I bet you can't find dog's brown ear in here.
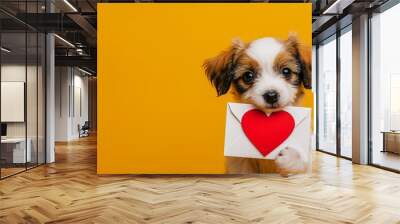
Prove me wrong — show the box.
[297,44,312,89]
[286,33,312,89]
[203,38,244,96]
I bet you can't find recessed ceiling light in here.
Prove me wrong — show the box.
[323,0,354,15]
[63,0,78,12]
[54,34,75,48]
[78,67,94,76]
[1,47,11,53]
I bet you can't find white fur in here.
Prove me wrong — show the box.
[242,38,306,175]
[243,38,298,109]
[275,147,308,174]
[246,38,283,71]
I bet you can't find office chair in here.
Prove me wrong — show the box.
[79,121,90,138]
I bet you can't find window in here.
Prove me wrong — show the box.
[317,35,337,154]
[339,27,352,158]
[371,3,400,171]
[390,74,400,130]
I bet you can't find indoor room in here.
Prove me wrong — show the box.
[1,0,400,223]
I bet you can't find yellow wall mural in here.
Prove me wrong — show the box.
[98,3,312,174]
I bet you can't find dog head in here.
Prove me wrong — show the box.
[203,34,311,112]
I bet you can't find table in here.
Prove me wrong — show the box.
[1,138,31,163]
[381,131,400,154]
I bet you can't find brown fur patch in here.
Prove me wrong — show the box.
[230,52,261,94]
[273,51,300,74]
[298,44,312,88]
[273,49,301,90]
[234,53,261,78]
[283,34,312,89]
[203,40,246,96]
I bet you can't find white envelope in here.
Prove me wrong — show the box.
[224,103,311,160]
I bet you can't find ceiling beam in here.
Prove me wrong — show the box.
[67,13,97,39]
[55,55,96,71]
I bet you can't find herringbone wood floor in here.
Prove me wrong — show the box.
[1,135,400,224]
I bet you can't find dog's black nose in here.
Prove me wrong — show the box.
[263,90,279,104]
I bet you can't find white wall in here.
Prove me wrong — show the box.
[1,65,26,138]
[55,67,89,141]
[1,65,38,138]
[55,67,70,141]
[72,73,89,138]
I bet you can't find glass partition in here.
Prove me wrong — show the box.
[0,2,46,179]
[1,31,28,177]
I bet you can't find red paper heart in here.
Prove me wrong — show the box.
[241,109,295,157]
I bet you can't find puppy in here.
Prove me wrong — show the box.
[203,34,311,176]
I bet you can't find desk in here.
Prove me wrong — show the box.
[381,131,400,154]
[1,138,31,163]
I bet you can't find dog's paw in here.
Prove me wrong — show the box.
[275,147,307,177]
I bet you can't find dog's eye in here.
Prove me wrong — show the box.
[282,68,292,76]
[242,71,255,84]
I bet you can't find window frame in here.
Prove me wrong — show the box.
[315,24,353,161]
